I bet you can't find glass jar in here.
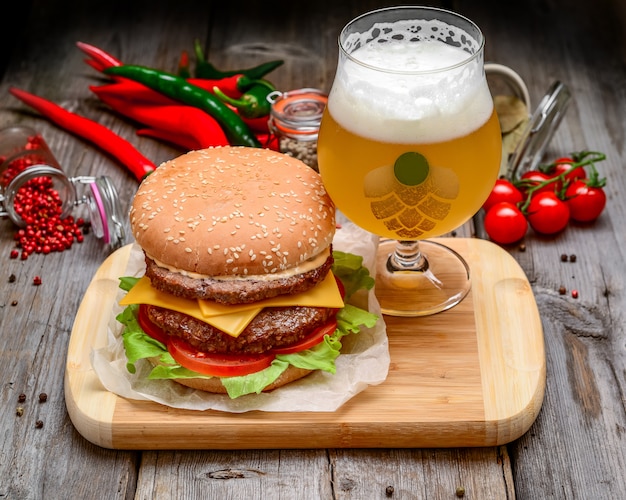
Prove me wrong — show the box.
[507,81,572,179]
[268,88,328,171]
[0,125,125,247]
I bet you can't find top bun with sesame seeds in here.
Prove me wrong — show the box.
[130,146,337,305]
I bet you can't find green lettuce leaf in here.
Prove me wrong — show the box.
[116,251,378,399]
[331,250,375,298]
[119,276,140,292]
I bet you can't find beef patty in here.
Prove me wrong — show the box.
[144,250,334,305]
[145,304,337,354]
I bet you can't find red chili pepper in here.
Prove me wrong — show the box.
[136,128,200,151]
[78,42,269,146]
[240,115,271,134]
[76,41,122,70]
[94,91,229,149]
[257,133,280,151]
[78,42,245,96]
[83,58,110,74]
[9,87,155,181]
[90,81,175,106]
[89,75,243,106]
[92,82,268,140]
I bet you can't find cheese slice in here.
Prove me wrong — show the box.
[119,272,344,337]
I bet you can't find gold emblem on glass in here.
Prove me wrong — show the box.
[364,152,460,239]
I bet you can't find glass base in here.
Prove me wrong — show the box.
[375,239,471,317]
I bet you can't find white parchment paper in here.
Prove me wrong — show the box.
[91,212,389,413]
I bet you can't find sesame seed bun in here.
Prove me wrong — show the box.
[130,147,336,277]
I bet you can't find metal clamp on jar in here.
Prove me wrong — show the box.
[506,81,572,179]
[0,125,125,248]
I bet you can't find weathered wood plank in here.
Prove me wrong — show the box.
[472,0,626,498]
[136,450,334,499]
[0,1,210,499]
[331,447,514,499]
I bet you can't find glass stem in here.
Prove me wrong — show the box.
[387,240,428,272]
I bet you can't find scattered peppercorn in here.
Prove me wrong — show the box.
[455,486,466,497]
[33,276,42,286]
[519,243,526,252]
[569,254,577,262]
[385,485,395,497]
[9,273,16,283]
[559,286,567,295]
[35,419,43,428]
[572,289,579,299]
[18,393,26,403]
[4,164,88,260]
[560,254,568,262]
[38,392,48,403]
[16,407,24,417]
[11,300,18,306]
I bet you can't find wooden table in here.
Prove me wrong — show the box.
[1,0,625,498]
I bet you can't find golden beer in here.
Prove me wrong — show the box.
[318,108,501,240]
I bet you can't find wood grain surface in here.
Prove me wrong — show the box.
[1,0,625,499]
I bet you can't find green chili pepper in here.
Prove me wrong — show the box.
[213,77,275,118]
[193,39,284,80]
[104,64,260,148]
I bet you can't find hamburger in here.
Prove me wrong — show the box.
[116,146,377,399]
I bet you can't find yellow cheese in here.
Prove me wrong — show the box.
[119,272,344,337]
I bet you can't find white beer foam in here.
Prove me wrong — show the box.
[330,36,493,144]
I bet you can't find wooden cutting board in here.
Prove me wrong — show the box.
[65,238,545,450]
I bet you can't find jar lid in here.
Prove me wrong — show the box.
[268,88,328,137]
[507,81,571,179]
[88,176,125,248]
[73,175,125,248]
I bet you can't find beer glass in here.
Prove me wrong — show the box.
[318,6,502,316]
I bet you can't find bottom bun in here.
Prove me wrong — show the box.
[148,357,313,394]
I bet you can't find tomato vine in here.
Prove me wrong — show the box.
[482,151,608,244]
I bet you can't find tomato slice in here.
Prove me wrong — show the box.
[137,304,169,344]
[271,319,338,354]
[168,336,275,377]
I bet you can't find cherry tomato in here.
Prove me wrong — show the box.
[519,171,557,194]
[271,320,338,354]
[552,157,587,183]
[484,202,528,244]
[482,179,524,212]
[526,192,570,234]
[168,337,275,377]
[565,180,607,222]
[547,157,587,192]
[138,305,169,344]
